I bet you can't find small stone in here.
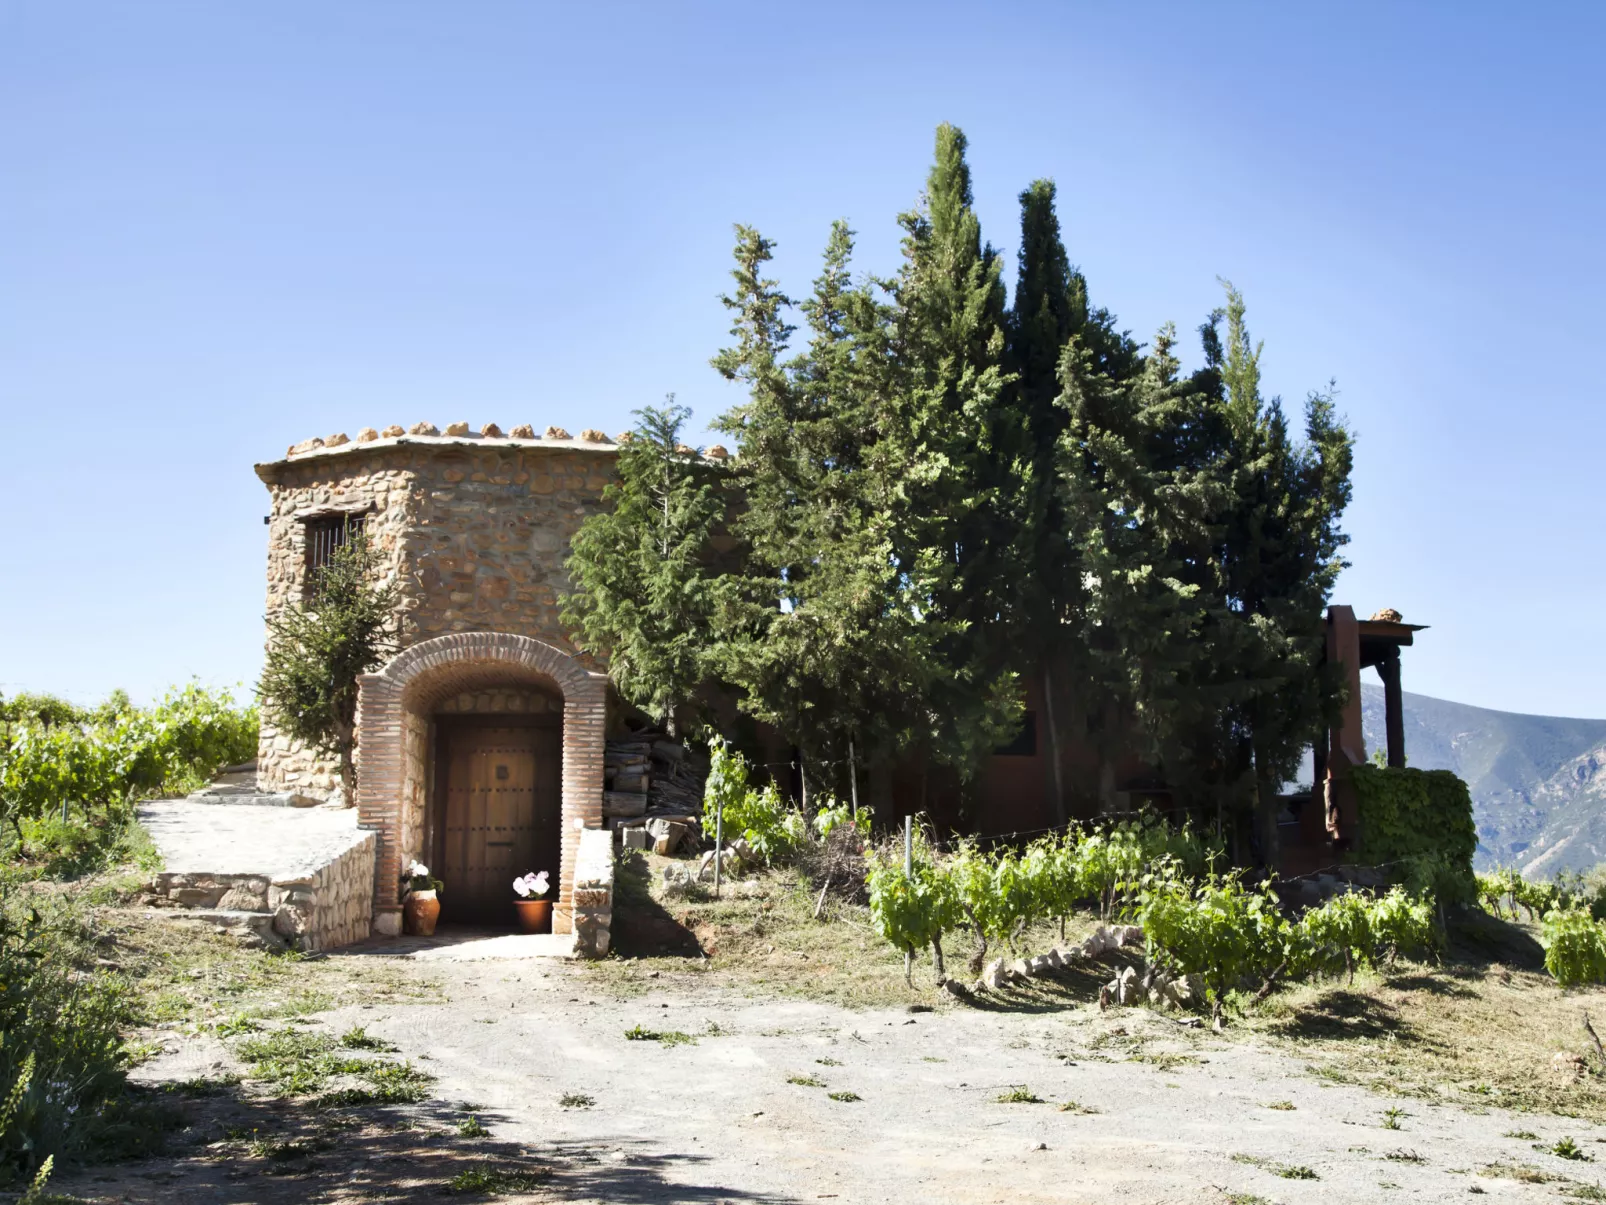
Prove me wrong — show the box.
[381,424,405,437]
[1009,958,1031,980]
[217,883,269,912]
[705,444,729,460]
[408,422,439,436]
[482,422,504,438]
[675,443,695,455]
[356,427,379,442]
[444,421,471,436]
[289,437,324,456]
[510,423,536,439]
[324,432,349,447]
[272,905,308,937]
[544,426,571,440]
[579,428,609,442]
[982,959,1011,990]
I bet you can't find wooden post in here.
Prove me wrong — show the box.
[848,736,859,824]
[1379,649,1406,769]
[1043,664,1067,827]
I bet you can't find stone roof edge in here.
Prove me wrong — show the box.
[254,433,622,481]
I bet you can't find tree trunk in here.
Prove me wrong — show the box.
[1253,741,1280,874]
[1042,663,1067,827]
[931,934,946,983]
[332,708,358,804]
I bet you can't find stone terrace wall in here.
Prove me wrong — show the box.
[255,434,618,794]
[293,829,377,952]
[148,828,376,953]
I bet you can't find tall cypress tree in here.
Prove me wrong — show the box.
[562,399,726,737]
[1011,180,1145,817]
[890,123,1024,774]
[1209,284,1354,865]
[711,223,957,796]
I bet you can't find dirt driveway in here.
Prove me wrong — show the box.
[54,944,1606,1205]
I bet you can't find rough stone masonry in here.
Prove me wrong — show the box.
[253,423,729,955]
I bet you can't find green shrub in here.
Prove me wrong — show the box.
[865,834,961,983]
[0,881,134,1185]
[812,800,868,841]
[1,683,255,875]
[1295,887,1436,979]
[1541,907,1606,987]
[699,739,804,863]
[1136,872,1292,1010]
[1350,765,1477,904]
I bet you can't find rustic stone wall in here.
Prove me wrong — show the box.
[148,827,376,953]
[255,435,617,795]
[291,829,378,952]
[564,825,614,958]
[400,709,430,868]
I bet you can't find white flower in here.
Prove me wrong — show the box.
[407,860,430,879]
[513,871,551,898]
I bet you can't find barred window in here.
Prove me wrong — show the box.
[305,513,367,576]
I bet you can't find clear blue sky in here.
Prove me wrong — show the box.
[2,2,1601,718]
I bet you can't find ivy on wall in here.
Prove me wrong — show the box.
[1350,765,1478,903]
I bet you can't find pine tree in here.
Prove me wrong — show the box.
[1174,283,1354,864]
[1009,180,1144,818]
[711,222,958,795]
[258,532,398,798]
[889,123,1024,773]
[562,398,726,737]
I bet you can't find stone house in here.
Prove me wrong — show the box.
[256,421,1424,944]
[256,421,627,944]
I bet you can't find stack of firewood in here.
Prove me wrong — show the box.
[602,732,708,834]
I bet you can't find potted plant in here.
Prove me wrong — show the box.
[402,860,443,936]
[512,870,552,933]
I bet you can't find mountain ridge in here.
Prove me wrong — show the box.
[1358,684,1606,875]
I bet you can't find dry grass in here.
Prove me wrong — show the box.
[87,907,435,1031]
[1246,919,1606,1122]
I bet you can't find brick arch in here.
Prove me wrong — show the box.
[354,632,607,937]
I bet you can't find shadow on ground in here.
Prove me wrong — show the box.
[1446,908,1547,971]
[56,1079,797,1204]
[611,851,706,959]
[1267,988,1414,1042]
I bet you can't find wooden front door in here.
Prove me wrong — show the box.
[435,718,560,925]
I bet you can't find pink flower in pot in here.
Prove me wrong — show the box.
[512,870,552,933]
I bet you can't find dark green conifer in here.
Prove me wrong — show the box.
[562,398,726,737]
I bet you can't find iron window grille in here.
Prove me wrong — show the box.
[304,513,368,577]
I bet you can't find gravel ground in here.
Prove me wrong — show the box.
[57,951,1606,1204]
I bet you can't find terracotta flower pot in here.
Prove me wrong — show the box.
[403,889,440,937]
[513,898,552,934]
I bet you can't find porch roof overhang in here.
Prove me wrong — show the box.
[1357,619,1429,669]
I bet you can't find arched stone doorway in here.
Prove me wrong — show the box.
[353,632,607,937]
